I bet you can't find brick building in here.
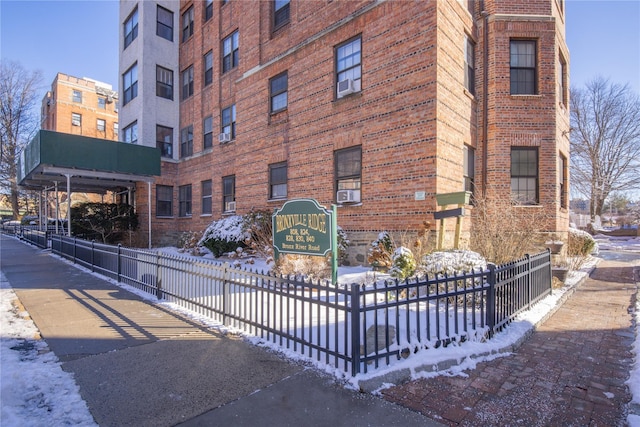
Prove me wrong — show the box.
[41,73,119,141]
[119,0,570,263]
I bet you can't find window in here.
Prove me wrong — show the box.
[511,147,538,204]
[510,40,537,95]
[204,51,213,86]
[559,53,567,107]
[205,0,213,21]
[203,116,213,149]
[464,145,475,193]
[98,97,106,109]
[182,6,194,42]
[269,162,287,199]
[72,90,82,103]
[223,175,236,212]
[336,36,362,97]
[123,64,138,105]
[222,31,239,73]
[123,121,138,144]
[124,8,138,48]
[156,185,173,217]
[465,35,475,95]
[178,185,192,217]
[180,125,193,158]
[157,5,173,41]
[270,72,288,113]
[221,104,236,139]
[335,146,362,198]
[559,154,567,209]
[157,65,173,100]
[156,125,173,158]
[71,113,81,127]
[273,0,290,30]
[202,180,212,215]
[181,66,194,100]
[114,123,119,139]
[97,119,106,132]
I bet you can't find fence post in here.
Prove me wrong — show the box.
[486,263,496,338]
[223,263,230,326]
[117,244,122,283]
[526,254,531,311]
[350,283,361,376]
[156,252,162,300]
[546,248,552,293]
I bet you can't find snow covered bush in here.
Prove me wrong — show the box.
[177,231,204,256]
[389,247,416,279]
[566,227,597,270]
[367,231,395,270]
[272,254,331,282]
[241,209,274,261]
[198,215,249,257]
[337,226,350,265]
[417,249,487,277]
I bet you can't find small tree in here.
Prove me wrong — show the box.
[71,202,138,244]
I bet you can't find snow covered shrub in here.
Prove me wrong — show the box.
[367,231,395,270]
[417,250,487,277]
[566,228,597,270]
[199,215,249,257]
[241,209,274,260]
[389,247,417,279]
[272,254,331,282]
[177,231,204,256]
[337,226,350,265]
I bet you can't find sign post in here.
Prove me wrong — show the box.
[272,199,337,284]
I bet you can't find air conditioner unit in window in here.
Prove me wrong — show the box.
[336,189,361,204]
[337,78,360,98]
[219,132,231,143]
[225,201,236,212]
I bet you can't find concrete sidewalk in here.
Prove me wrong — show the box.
[1,235,440,427]
[383,251,640,426]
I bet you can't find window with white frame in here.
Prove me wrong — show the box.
[181,66,194,100]
[269,162,287,199]
[273,0,290,30]
[270,72,287,113]
[465,35,475,95]
[180,125,193,157]
[157,5,173,41]
[123,63,138,105]
[336,36,361,98]
[156,65,173,100]
[156,125,173,158]
[463,145,475,193]
[178,184,192,217]
[201,180,212,215]
[205,0,213,21]
[72,90,82,103]
[223,175,236,212]
[182,6,194,42]
[98,97,106,109]
[203,116,213,149]
[124,7,138,48]
[156,185,173,217]
[97,119,106,132]
[71,113,81,127]
[334,146,362,199]
[222,31,239,73]
[123,121,138,144]
[221,104,236,140]
[204,51,213,86]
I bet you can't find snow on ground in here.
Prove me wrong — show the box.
[1,234,639,426]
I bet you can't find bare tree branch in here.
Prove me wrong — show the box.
[570,77,640,219]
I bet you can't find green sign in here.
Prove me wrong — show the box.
[272,199,333,257]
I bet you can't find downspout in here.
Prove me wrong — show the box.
[481,1,489,198]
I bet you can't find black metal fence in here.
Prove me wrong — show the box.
[43,234,551,376]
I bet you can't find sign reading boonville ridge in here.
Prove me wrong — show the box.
[272,199,333,257]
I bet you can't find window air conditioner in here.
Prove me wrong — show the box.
[225,201,236,212]
[337,78,360,98]
[336,189,361,203]
[219,132,231,143]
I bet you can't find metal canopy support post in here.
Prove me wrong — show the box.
[148,181,152,249]
[55,182,59,234]
[65,174,72,236]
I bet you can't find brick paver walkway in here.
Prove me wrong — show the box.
[383,257,640,426]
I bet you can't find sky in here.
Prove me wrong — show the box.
[1,0,639,95]
[2,233,640,425]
